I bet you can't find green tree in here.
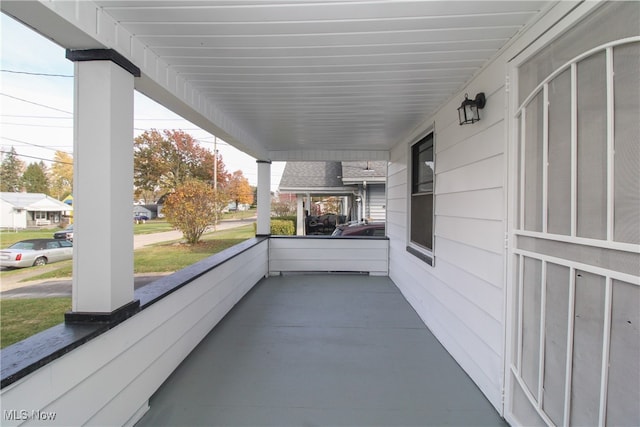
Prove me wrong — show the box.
[22,161,50,194]
[50,151,73,200]
[225,170,254,209]
[0,147,25,192]
[134,129,229,198]
[162,179,225,244]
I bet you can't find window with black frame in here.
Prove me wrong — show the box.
[409,132,434,264]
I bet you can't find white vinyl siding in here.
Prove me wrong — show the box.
[269,237,389,276]
[367,184,386,222]
[389,49,509,410]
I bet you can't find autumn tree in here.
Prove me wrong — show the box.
[0,147,25,192]
[162,179,226,244]
[225,170,253,209]
[134,129,229,198]
[272,194,296,216]
[322,196,342,214]
[22,161,50,194]
[133,134,165,203]
[50,151,73,200]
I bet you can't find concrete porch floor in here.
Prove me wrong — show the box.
[136,274,507,426]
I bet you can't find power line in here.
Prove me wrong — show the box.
[1,69,73,78]
[1,122,73,129]
[1,114,72,119]
[1,136,72,154]
[0,93,72,115]
[0,150,73,165]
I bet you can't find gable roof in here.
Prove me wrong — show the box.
[279,161,387,193]
[0,193,73,211]
[279,162,345,190]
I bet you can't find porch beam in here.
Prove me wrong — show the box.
[66,51,139,320]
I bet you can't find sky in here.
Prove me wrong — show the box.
[0,13,285,192]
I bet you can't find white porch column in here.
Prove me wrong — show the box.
[342,196,348,222]
[256,160,271,235]
[296,195,305,235]
[66,49,140,321]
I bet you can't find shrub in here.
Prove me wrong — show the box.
[270,219,295,235]
[162,179,225,244]
[272,215,296,231]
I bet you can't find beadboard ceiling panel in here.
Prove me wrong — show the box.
[91,1,550,156]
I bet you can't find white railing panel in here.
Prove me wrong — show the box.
[0,239,268,427]
[269,237,389,276]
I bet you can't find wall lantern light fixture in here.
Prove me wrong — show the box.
[457,92,486,125]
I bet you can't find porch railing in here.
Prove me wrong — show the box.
[0,235,389,426]
[1,237,268,426]
[269,235,389,276]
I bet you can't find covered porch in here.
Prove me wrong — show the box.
[1,2,638,426]
[137,273,505,426]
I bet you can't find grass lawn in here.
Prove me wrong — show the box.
[10,224,256,281]
[134,225,255,272]
[0,215,254,248]
[1,298,71,348]
[0,224,256,348]
[221,208,256,220]
[0,228,59,248]
[133,220,175,235]
[0,220,176,249]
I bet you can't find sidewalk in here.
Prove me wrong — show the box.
[133,217,255,248]
[0,217,256,293]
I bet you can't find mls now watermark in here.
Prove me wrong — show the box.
[4,410,57,422]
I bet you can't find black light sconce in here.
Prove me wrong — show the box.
[457,92,486,125]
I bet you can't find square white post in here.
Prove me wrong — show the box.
[67,50,139,321]
[296,195,305,235]
[256,160,271,235]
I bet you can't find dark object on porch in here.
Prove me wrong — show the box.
[305,213,346,235]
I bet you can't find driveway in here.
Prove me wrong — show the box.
[0,217,255,297]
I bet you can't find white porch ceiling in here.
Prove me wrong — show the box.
[8,1,552,159]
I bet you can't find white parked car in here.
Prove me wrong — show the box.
[0,239,73,268]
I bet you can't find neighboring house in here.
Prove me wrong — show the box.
[340,161,386,222]
[155,194,168,218]
[133,204,158,220]
[0,192,73,229]
[279,161,386,234]
[226,201,250,212]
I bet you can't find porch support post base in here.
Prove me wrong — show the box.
[65,300,141,325]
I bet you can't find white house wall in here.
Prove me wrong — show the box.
[367,184,386,222]
[0,204,26,229]
[387,3,583,413]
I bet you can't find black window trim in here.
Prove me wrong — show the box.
[407,128,435,266]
